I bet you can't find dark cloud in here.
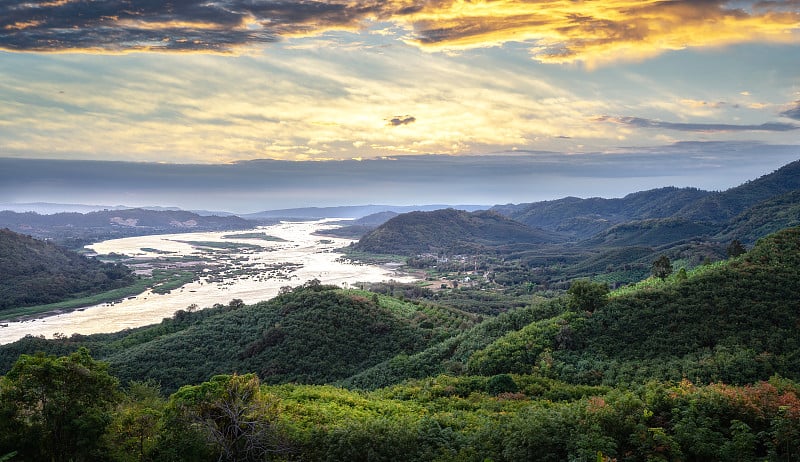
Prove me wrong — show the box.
[0,0,387,52]
[781,101,800,121]
[387,115,416,126]
[0,0,796,60]
[598,116,800,132]
[2,142,799,212]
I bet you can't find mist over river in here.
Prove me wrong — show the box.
[0,220,414,345]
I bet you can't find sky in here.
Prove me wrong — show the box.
[0,0,799,211]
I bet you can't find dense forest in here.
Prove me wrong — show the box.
[2,160,800,460]
[2,225,799,460]
[0,229,135,311]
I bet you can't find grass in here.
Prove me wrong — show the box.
[150,269,200,294]
[222,232,288,242]
[172,240,264,250]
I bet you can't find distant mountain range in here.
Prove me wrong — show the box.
[492,159,800,240]
[242,204,488,220]
[354,159,800,257]
[0,208,253,248]
[0,202,236,216]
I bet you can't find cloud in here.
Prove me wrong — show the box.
[387,115,416,126]
[598,116,800,132]
[781,101,800,120]
[2,142,799,211]
[0,0,797,65]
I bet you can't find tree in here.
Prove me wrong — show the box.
[567,280,609,313]
[103,381,166,462]
[0,348,120,461]
[651,255,673,280]
[169,374,290,462]
[727,239,747,258]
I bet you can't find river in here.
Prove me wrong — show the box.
[0,219,414,344]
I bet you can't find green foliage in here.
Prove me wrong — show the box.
[716,190,800,245]
[0,228,136,311]
[567,280,609,313]
[580,218,718,247]
[487,374,518,395]
[168,374,290,461]
[103,380,167,462]
[727,239,747,258]
[462,227,800,387]
[651,254,673,279]
[0,348,120,461]
[0,284,474,394]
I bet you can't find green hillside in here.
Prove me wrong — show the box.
[0,229,135,311]
[468,226,800,385]
[492,187,711,238]
[352,208,564,255]
[715,190,800,244]
[341,226,800,390]
[0,281,478,393]
[3,227,800,462]
[679,159,800,222]
[577,218,719,247]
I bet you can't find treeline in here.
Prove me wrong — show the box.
[2,350,800,461]
[0,229,135,311]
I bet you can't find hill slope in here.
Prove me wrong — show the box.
[352,209,564,255]
[343,226,800,389]
[0,229,135,310]
[468,226,800,385]
[492,159,800,240]
[715,190,800,244]
[492,187,711,238]
[679,159,800,222]
[0,282,478,392]
[577,218,719,247]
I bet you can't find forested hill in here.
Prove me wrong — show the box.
[491,159,800,238]
[0,229,135,310]
[470,226,800,385]
[0,281,478,392]
[491,187,711,238]
[678,158,800,222]
[344,225,800,389]
[351,208,565,254]
[0,208,254,248]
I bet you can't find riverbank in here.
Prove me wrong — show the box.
[0,220,416,344]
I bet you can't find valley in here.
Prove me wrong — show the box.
[0,220,414,344]
[1,160,799,461]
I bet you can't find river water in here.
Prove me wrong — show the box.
[0,220,413,345]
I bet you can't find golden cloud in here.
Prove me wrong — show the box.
[1,0,796,65]
[396,0,800,66]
